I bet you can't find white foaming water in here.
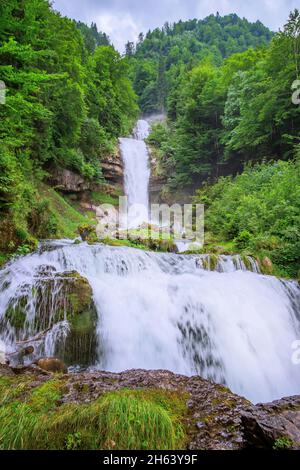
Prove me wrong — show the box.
[120,120,150,227]
[0,240,299,404]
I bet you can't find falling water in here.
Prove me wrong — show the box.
[0,240,300,404]
[119,120,150,227]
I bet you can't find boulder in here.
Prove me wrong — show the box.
[1,269,99,367]
[241,396,300,449]
[35,357,67,374]
[49,168,91,193]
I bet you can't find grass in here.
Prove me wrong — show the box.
[90,191,120,207]
[102,237,150,251]
[273,436,294,450]
[0,252,9,267]
[39,184,96,239]
[0,377,188,450]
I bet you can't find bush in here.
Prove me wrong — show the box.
[194,158,300,277]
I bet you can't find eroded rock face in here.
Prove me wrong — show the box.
[2,367,299,450]
[49,169,91,193]
[241,396,300,448]
[101,152,124,184]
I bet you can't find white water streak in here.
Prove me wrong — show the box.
[120,120,150,227]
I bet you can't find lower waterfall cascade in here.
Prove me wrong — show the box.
[0,240,299,404]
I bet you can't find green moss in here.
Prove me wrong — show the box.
[90,191,120,207]
[273,436,294,450]
[68,310,96,333]
[201,254,219,271]
[39,184,96,239]
[209,254,219,271]
[4,299,27,330]
[241,254,252,271]
[0,252,9,267]
[102,237,149,251]
[0,380,188,450]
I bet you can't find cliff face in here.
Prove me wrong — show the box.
[101,151,124,186]
[1,365,299,450]
[48,151,124,194]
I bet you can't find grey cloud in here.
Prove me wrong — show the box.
[53,0,299,52]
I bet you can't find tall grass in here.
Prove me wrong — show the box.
[0,379,187,450]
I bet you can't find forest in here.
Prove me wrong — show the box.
[0,0,138,259]
[0,1,299,277]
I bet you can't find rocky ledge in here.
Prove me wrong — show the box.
[0,366,299,450]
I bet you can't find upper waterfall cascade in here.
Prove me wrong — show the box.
[0,240,299,404]
[119,119,151,228]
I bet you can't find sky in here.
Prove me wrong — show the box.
[52,0,299,52]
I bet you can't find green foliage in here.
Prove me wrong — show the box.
[0,377,187,450]
[194,158,300,278]
[0,0,138,252]
[144,11,300,189]
[273,436,294,450]
[76,21,110,53]
[130,14,273,113]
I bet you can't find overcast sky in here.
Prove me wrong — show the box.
[52,0,299,52]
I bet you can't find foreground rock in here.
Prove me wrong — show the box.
[34,358,68,374]
[1,269,98,367]
[0,366,299,450]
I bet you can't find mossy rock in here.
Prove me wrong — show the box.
[3,297,28,331]
[77,224,97,243]
[42,271,98,367]
[201,254,219,271]
[2,269,99,367]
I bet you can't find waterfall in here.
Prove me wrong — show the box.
[119,119,150,227]
[1,240,300,404]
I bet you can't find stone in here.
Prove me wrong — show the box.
[35,357,67,374]
[49,168,91,193]
[1,270,98,368]
[3,366,300,450]
[241,396,300,449]
[261,256,273,274]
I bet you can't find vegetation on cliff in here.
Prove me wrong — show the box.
[0,0,138,256]
[194,157,300,278]
[146,11,300,186]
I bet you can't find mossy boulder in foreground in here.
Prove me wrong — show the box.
[1,269,98,367]
[0,366,299,450]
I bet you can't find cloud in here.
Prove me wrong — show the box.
[52,0,299,52]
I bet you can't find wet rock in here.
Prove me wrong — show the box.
[241,396,300,449]
[2,366,299,450]
[261,256,273,274]
[35,357,67,374]
[1,270,98,368]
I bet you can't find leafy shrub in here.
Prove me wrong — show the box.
[194,158,300,277]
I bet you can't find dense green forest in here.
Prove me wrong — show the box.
[145,12,300,186]
[128,14,273,113]
[0,0,138,257]
[143,11,300,276]
[194,158,300,278]
[0,2,299,276]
